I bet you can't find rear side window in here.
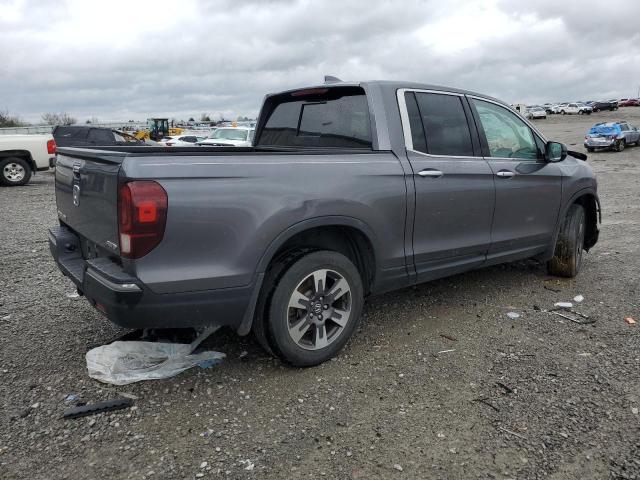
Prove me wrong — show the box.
[405,92,474,156]
[257,87,372,149]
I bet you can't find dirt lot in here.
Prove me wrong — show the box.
[1,109,639,480]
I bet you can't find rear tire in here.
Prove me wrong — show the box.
[260,250,364,367]
[547,204,585,278]
[0,157,32,186]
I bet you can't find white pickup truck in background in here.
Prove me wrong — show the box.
[0,134,56,186]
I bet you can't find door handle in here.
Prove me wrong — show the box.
[496,170,516,178]
[418,169,444,178]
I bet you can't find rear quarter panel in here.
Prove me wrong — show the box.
[122,152,407,294]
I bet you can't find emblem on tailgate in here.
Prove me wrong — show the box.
[105,240,118,251]
[72,184,80,206]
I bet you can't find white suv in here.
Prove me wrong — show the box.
[559,103,592,115]
[198,127,255,147]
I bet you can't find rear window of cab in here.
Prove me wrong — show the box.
[257,86,372,149]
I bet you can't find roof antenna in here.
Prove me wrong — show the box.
[324,75,342,84]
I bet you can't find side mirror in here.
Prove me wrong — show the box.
[545,141,567,162]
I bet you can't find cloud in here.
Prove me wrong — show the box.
[1,0,638,123]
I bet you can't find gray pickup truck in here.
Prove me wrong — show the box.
[49,80,600,366]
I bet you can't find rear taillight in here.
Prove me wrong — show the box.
[118,181,167,259]
[47,139,56,155]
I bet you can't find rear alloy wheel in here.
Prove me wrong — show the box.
[0,157,32,186]
[548,204,585,278]
[263,250,363,367]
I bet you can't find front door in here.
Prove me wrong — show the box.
[400,90,495,283]
[469,98,562,262]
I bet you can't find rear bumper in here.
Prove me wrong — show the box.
[49,225,260,334]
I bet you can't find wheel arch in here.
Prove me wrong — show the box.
[555,189,601,253]
[0,150,36,172]
[256,216,379,295]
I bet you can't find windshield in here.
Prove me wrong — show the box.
[208,128,248,141]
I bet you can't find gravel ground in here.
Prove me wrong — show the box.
[1,110,639,480]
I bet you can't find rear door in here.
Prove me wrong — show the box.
[620,122,640,144]
[469,97,561,262]
[398,90,495,282]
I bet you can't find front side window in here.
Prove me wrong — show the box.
[472,99,538,160]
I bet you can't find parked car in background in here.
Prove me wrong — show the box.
[0,134,55,186]
[543,103,555,114]
[618,98,640,107]
[551,103,567,114]
[559,103,591,115]
[197,127,255,147]
[53,125,144,149]
[158,135,207,146]
[577,102,593,114]
[49,79,600,366]
[584,121,640,152]
[589,101,618,112]
[526,106,547,119]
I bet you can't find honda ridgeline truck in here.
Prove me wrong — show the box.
[49,80,600,366]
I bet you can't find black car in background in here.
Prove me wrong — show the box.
[588,101,618,112]
[52,125,144,148]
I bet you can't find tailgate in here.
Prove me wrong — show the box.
[55,148,125,254]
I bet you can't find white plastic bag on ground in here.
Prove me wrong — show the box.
[86,326,225,385]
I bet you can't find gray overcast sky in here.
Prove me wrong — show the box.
[1,0,639,123]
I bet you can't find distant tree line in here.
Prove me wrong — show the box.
[41,112,77,125]
[0,109,25,128]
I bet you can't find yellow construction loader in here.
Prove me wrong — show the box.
[134,118,183,141]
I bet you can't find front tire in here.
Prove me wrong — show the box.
[261,250,364,367]
[561,110,566,115]
[616,139,626,152]
[547,204,585,278]
[0,157,32,186]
